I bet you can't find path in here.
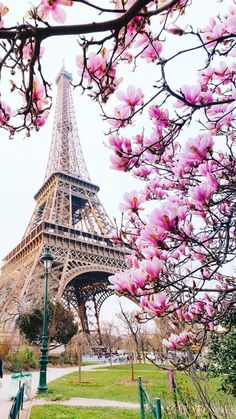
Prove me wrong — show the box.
[33,397,139,409]
[0,364,104,419]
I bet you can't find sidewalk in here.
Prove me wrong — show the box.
[33,397,139,409]
[0,364,100,419]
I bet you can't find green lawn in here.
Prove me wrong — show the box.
[30,405,139,419]
[33,364,236,418]
[36,363,221,403]
[36,366,174,402]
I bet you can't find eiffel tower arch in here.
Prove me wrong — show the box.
[0,68,126,337]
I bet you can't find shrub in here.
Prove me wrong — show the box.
[5,346,39,372]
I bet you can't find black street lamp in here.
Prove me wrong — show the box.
[37,248,54,393]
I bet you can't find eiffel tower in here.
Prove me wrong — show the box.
[0,68,126,337]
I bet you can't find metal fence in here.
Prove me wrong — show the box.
[8,383,25,419]
[138,376,162,419]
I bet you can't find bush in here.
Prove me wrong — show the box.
[208,327,236,396]
[5,346,39,372]
[48,352,78,366]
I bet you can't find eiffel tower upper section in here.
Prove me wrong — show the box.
[0,68,126,333]
[23,67,113,239]
[45,68,91,183]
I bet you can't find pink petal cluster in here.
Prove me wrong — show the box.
[76,48,120,101]
[0,3,8,28]
[134,34,163,62]
[120,190,146,213]
[140,292,168,316]
[117,85,144,112]
[177,134,214,171]
[23,42,45,60]
[0,101,11,126]
[163,332,194,350]
[38,0,72,23]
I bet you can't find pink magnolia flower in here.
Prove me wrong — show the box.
[166,24,185,36]
[163,334,179,350]
[140,40,163,62]
[109,271,133,293]
[190,181,216,211]
[176,84,201,106]
[0,3,9,28]
[110,154,130,171]
[149,201,188,232]
[109,229,123,245]
[133,166,152,178]
[140,225,167,247]
[226,14,236,35]
[35,112,48,127]
[23,42,45,60]
[32,79,47,111]
[117,85,144,111]
[199,66,214,85]
[140,257,163,279]
[202,18,226,45]
[108,106,131,128]
[38,0,72,23]
[148,106,169,128]
[178,133,214,167]
[140,292,168,316]
[109,135,132,154]
[120,190,146,213]
[76,50,112,81]
[0,101,11,125]
[130,268,148,288]
[135,34,162,62]
[163,331,194,350]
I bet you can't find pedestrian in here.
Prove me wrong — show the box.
[0,357,3,380]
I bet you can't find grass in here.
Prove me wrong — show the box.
[35,363,225,402]
[33,364,236,418]
[30,405,139,419]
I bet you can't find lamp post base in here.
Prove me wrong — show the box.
[37,385,48,393]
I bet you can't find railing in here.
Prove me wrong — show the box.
[138,376,162,419]
[8,384,25,419]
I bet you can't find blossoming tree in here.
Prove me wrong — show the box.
[0,0,236,365]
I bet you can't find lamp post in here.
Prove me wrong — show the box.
[37,248,54,393]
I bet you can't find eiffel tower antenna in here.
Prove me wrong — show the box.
[0,68,125,338]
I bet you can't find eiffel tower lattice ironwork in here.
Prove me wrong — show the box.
[0,68,126,337]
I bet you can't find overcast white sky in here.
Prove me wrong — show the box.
[0,0,230,321]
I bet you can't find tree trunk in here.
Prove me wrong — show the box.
[130,354,135,381]
[78,347,82,383]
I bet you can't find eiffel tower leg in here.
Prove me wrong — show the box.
[78,301,89,334]
[93,295,102,346]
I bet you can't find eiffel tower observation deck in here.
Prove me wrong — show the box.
[0,68,126,336]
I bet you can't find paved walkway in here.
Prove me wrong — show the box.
[0,364,104,419]
[33,397,139,409]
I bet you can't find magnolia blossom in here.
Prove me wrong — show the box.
[140,292,168,316]
[108,106,131,128]
[149,200,188,232]
[177,133,214,169]
[23,42,45,60]
[0,102,11,125]
[163,332,194,350]
[32,79,47,111]
[120,190,146,213]
[117,85,144,112]
[189,181,216,211]
[0,3,8,28]
[202,17,226,45]
[38,0,72,23]
[134,34,163,62]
